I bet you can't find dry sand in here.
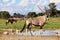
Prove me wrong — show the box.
[0,34,60,40]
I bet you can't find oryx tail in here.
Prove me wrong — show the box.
[20,21,26,32]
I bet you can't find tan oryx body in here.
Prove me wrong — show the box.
[20,15,48,33]
[26,15,47,26]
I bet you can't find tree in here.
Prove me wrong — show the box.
[5,12,11,19]
[49,3,57,17]
[13,13,25,18]
[56,10,60,17]
[0,11,11,19]
[26,12,37,18]
[37,13,44,16]
[13,13,17,17]
[17,13,25,18]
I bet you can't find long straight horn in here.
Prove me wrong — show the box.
[37,5,44,12]
[44,6,49,15]
[20,21,26,33]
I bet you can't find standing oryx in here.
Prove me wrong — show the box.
[20,6,49,33]
[20,14,48,32]
[6,17,18,25]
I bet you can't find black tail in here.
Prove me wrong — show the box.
[20,21,26,33]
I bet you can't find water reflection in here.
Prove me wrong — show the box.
[16,30,60,36]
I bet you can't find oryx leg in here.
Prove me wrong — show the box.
[40,26,43,29]
[26,20,30,33]
[6,22,9,25]
[26,24,30,32]
[11,22,13,24]
[27,24,33,36]
[6,20,9,25]
[25,24,30,35]
[39,23,44,29]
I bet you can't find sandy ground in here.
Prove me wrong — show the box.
[0,29,60,40]
[0,34,60,40]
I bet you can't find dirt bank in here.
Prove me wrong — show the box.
[0,34,60,40]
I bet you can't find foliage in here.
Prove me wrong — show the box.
[13,13,17,17]
[0,11,11,19]
[26,12,37,18]
[13,13,25,18]
[49,3,57,17]
[37,13,44,16]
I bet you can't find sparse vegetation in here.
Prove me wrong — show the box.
[0,17,60,29]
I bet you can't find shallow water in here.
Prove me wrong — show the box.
[15,30,60,36]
